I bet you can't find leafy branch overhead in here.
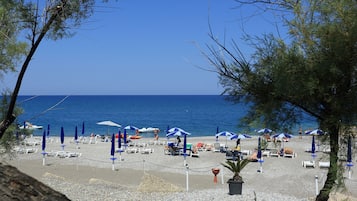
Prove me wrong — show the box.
[0,0,105,139]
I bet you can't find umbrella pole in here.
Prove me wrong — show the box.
[42,154,46,166]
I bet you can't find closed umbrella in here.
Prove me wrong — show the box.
[47,124,50,137]
[123,129,127,147]
[60,127,65,150]
[81,122,85,136]
[110,133,116,171]
[74,126,79,148]
[311,135,316,160]
[42,130,47,166]
[347,135,353,179]
[257,137,264,173]
[117,130,123,161]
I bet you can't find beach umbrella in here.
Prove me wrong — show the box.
[305,129,324,135]
[348,135,352,163]
[347,135,354,179]
[166,128,191,166]
[257,137,264,173]
[117,130,123,161]
[311,135,316,160]
[229,133,252,140]
[272,133,293,139]
[123,129,127,147]
[42,130,46,152]
[41,130,47,166]
[216,126,219,134]
[118,130,122,149]
[215,131,236,145]
[82,121,85,136]
[60,127,65,150]
[257,128,272,134]
[74,126,79,148]
[110,133,116,171]
[272,133,292,149]
[168,127,186,133]
[97,120,121,135]
[47,124,50,137]
[124,125,139,130]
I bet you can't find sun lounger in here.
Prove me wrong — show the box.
[241,150,251,155]
[269,149,280,157]
[126,148,139,154]
[302,160,315,168]
[55,151,81,158]
[262,150,270,157]
[283,147,296,158]
[319,161,330,168]
[140,148,154,154]
[213,143,220,152]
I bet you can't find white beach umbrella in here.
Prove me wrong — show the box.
[97,120,121,127]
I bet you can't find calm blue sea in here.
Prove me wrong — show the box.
[16,95,317,138]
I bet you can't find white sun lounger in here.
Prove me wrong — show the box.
[302,160,315,168]
[319,161,330,168]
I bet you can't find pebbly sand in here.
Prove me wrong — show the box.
[2,135,357,201]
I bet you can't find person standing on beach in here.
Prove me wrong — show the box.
[176,136,181,146]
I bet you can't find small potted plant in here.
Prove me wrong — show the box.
[221,157,250,195]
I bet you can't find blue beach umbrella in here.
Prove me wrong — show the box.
[42,130,47,166]
[166,128,191,166]
[74,126,78,141]
[110,133,116,171]
[118,130,122,149]
[347,135,352,163]
[47,124,50,137]
[124,125,139,131]
[215,131,236,145]
[60,127,65,150]
[257,137,262,159]
[111,133,115,156]
[347,135,354,179]
[305,129,324,135]
[257,137,264,173]
[229,133,252,140]
[82,121,85,136]
[42,130,46,152]
[257,128,272,134]
[311,135,316,160]
[123,129,127,147]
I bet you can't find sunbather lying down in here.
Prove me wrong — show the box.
[248,151,258,162]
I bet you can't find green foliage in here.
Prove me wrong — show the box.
[0,0,28,78]
[221,157,250,182]
[0,92,24,156]
[207,1,357,199]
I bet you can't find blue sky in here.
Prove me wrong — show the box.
[2,0,282,95]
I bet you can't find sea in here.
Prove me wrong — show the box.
[15,95,317,138]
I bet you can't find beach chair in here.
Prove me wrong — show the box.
[213,143,220,152]
[319,161,330,168]
[140,148,154,154]
[283,147,296,158]
[302,160,315,168]
[196,142,205,151]
[269,149,280,157]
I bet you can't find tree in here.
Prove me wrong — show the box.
[0,0,100,139]
[206,1,357,200]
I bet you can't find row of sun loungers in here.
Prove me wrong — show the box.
[302,161,330,168]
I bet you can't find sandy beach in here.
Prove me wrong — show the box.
[2,135,357,201]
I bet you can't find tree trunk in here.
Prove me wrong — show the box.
[316,123,339,201]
